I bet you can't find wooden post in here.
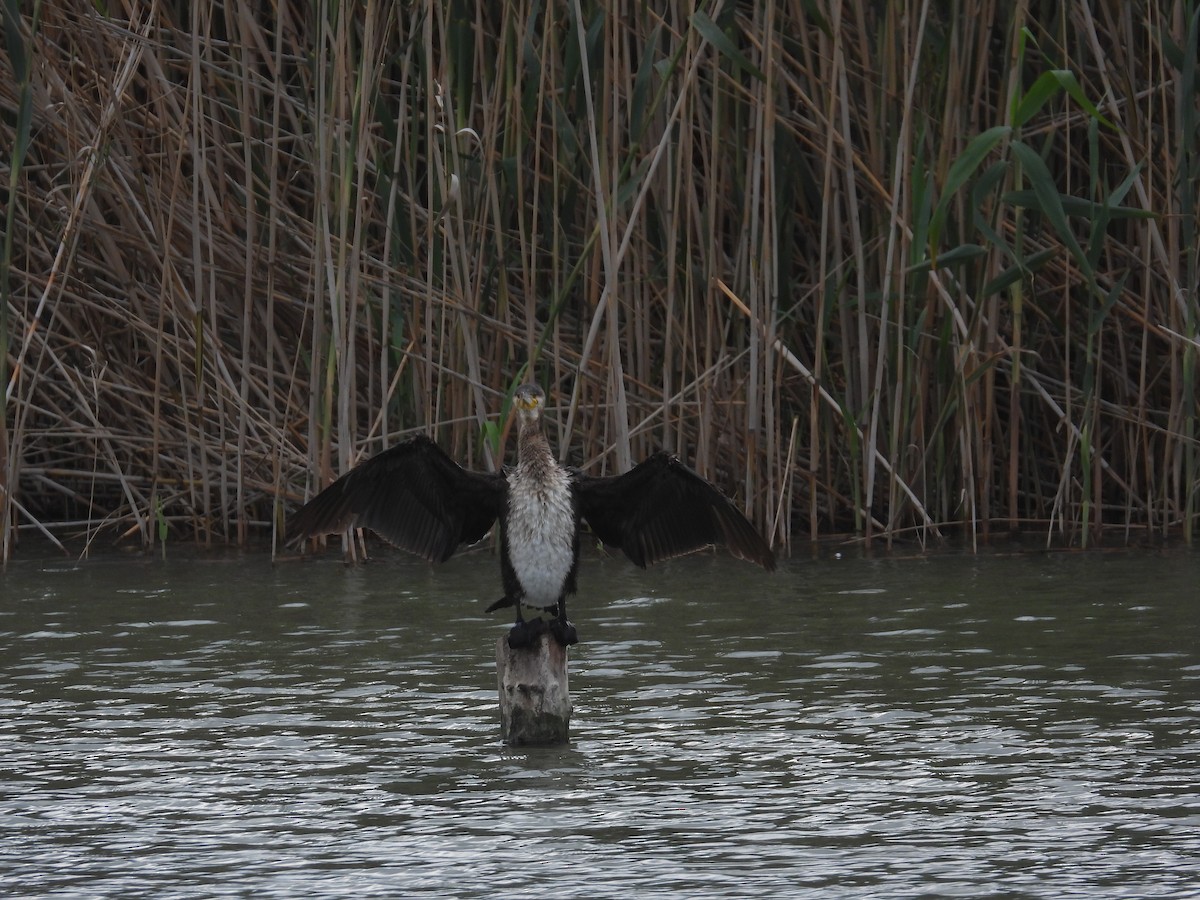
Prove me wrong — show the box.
[496,632,571,745]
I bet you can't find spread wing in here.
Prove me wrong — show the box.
[286,435,506,563]
[573,452,775,571]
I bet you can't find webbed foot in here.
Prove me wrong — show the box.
[549,618,578,647]
[506,618,548,649]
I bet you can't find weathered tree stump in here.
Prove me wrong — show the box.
[496,632,571,745]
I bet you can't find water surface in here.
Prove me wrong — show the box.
[2,547,1198,897]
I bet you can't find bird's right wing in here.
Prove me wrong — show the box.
[286,435,506,562]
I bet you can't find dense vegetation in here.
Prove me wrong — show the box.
[1,1,1197,561]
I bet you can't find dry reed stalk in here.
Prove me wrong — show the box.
[0,0,1196,560]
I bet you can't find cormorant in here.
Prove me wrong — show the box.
[286,383,775,647]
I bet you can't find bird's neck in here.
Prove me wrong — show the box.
[516,418,555,480]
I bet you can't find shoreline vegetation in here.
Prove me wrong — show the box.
[1,2,1197,562]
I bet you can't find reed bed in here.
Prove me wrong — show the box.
[0,0,1196,561]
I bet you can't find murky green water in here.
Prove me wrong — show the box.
[2,547,1198,897]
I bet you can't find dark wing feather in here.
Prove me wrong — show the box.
[286,435,505,562]
[574,452,775,571]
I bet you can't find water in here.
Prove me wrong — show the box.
[1,547,1198,898]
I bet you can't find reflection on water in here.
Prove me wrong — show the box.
[2,548,1198,898]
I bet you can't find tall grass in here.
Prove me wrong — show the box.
[0,0,1196,561]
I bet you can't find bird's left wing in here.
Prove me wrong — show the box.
[573,452,775,570]
[286,435,506,562]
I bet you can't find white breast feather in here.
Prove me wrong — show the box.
[505,464,575,607]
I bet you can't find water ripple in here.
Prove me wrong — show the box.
[0,550,1197,898]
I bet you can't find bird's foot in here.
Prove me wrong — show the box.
[549,618,578,647]
[506,618,547,649]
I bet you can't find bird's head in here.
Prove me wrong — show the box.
[513,383,546,426]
